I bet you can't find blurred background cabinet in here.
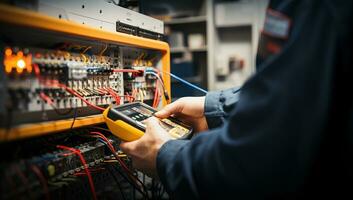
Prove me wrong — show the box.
[141,0,268,99]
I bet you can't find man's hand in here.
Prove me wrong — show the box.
[119,117,172,178]
[155,97,208,133]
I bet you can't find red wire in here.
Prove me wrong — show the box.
[57,145,97,200]
[152,80,158,108]
[125,92,134,103]
[13,165,34,199]
[65,87,105,111]
[150,68,162,107]
[30,165,50,200]
[89,132,129,170]
[95,88,107,95]
[105,87,121,105]
[39,92,54,105]
[123,94,135,102]
[95,88,106,95]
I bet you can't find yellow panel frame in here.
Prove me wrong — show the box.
[0,4,170,142]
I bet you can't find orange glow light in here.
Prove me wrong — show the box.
[5,48,12,56]
[4,49,32,74]
[17,59,26,68]
[17,51,23,57]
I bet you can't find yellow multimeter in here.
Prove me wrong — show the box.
[103,102,193,141]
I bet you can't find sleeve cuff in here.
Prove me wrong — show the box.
[204,88,240,129]
[204,91,226,129]
[156,139,189,188]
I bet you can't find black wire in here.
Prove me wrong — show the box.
[70,106,78,130]
[151,179,156,199]
[158,183,165,199]
[101,145,149,199]
[108,162,149,199]
[109,146,150,199]
[4,107,13,140]
[91,130,150,199]
[95,138,148,199]
[90,128,150,197]
[107,165,126,200]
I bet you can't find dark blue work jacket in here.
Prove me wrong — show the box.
[157,0,353,199]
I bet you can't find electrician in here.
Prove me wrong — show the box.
[120,0,353,199]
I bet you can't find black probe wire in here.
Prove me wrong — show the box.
[106,165,127,200]
[96,138,149,199]
[70,104,78,130]
[105,157,149,199]
[90,128,150,197]
[90,127,151,198]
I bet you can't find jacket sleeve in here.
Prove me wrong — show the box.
[204,88,240,129]
[157,0,352,199]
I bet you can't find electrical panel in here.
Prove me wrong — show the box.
[0,3,170,200]
[1,45,163,126]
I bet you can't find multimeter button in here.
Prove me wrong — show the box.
[132,117,136,120]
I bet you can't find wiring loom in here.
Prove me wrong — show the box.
[90,131,149,199]
[57,145,97,200]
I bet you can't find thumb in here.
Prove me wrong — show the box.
[154,100,183,118]
[145,116,161,127]
[145,117,172,140]
[119,141,130,153]
[119,140,138,154]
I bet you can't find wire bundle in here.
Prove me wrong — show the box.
[57,145,97,200]
[145,67,169,107]
[89,132,149,199]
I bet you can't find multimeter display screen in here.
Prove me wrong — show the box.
[121,106,153,122]
[118,103,192,139]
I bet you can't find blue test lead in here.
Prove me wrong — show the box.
[162,71,208,94]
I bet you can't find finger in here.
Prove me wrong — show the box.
[119,141,130,153]
[154,100,183,118]
[145,116,160,126]
[119,141,138,154]
[145,117,164,133]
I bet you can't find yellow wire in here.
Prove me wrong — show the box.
[134,52,145,66]
[99,44,108,56]
[82,46,92,54]
[139,89,144,103]
[137,52,145,60]
[80,53,87,63]
[65,51,71,58]
[142,52,147,60]
[69,45,85,51]
[149,55,157,62]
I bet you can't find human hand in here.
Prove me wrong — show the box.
[119,117,172,178]
[155,97,208,133]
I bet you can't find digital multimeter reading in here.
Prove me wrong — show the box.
[103,102,193,141]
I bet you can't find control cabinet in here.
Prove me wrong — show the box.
[0,4,170,199]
